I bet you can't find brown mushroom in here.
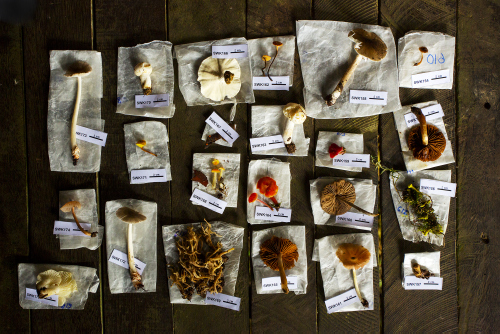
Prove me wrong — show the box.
[320,180,378,217]
[267,41,283,81]
[407,107,446,162]
[326,29,388,106]
[336,243,371,307]
[414,47,428,66]
[260,236,299,294]
[411,261,434,279]
[60,201,97,237]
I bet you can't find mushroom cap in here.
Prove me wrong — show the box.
[60,201,82,212]
[248,192,258,203]
[134,62,153,76]
[198,56,242,102]
[408,124,446,162]
[116,207,147,224]
[262,55,271,61]
[256,176,279,198]
[336,243,371,270]
[320,180,356,215]
[419,46,429,53]
[260,236,299,271]
[64,60,92,77]
[283,103,307,124]
[36,269,78,306]
[273,41,283,48]
[348,29,388,61]
[136,140,147,148]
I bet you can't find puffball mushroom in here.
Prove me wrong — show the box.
[36,269,77,306]
[116,207,147,290]
[60,201,97,237]
[320,180,378,217]
[325,29,388,106]
[282,103,307,146]
[134,62,153,95]
[336,243,371,307]
[260,236,299,294]
[65,60,92,166]
[198,56,241,102]
[407,107,446,162]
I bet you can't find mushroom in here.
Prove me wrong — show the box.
[60,201,97,237]
[411,261,434,279]
[198,56,242,102]
[65,60,92,166]
[261,55,271,76]
[248,192,274,211]
[329,143,346,158]
[256,176,280,209]
[211,168,220,190]
[414,47,428,66]
[267,41,283,81]
[260,236,299,294]
[282,103,307,147]
[336,243,371,307]
[325,29,388,106]
[134,62,153,95]
[407,107,446,162]
[36,269,77,306]
[320,180,378,217]
[116,207,147,290]
[136,140,157,157]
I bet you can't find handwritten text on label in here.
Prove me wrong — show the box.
[404,276,443,290]
[335,212,374,230]
[419,179,456,197]
[108,249,146,274]
[190,188,227,214]
[332,153,370,168]
[212,44,248,58]
[252,76,290,90]
[412,69,450,88]
[53,220,91,237]
[130,169,168,184]
[205,112,239,144]
[254,206,292,223]
[205,293,241,311]
[250,135,285,153]
[262,276,298,291]
[26,288,59,306]
[75,125,107,147]
[325,288,360,314]
[135,94,170,108]
[349,90,388,105]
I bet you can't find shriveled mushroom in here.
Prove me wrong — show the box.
[414,47,428,66]
[320,180,378,217]
[198,57,241,101]
[407,107,446,162]
[256,176,280,209]
[136,140,157,157]
[325,29,388,106]
[134,62,153,95]
[336,243,371,307]
[248,192,274,211]
[282,103,307,153]
[260,236,299,294]
[65,60,92,166]
[116,207,147,290]
[36,269,77,306]
[60,201,97,237]
[412,261,434,279]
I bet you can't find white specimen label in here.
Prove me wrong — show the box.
[205,111,239,144]
[135,94,170,108]
[109,249,146,275]
[335,212,374,230]
[250,135,285,152]
[404,276,443,290]
[75,125,107,147]
[419,179,456,197]
[212,44,248,58]
[205,293,241,311]
[130,169,168,184]
[53,220,91,237]
[254,206,292,223]
[190,188,227,214]
[349,90,388,105]
[261,276,298,291]
[404,104,445,127]
[332,153,370,168]
[412,69,450,88]
[25,288,59,307]
[325,289,360,314]
[252,76,290,90]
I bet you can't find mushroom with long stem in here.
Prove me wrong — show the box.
[336,243,371,307]
[65,61,92,166]
[136,140,157,157]
[60,201,97,237]
[414,47,428,66]
[282,103,307,153]
[320,180,378,217]
[134,62,153,95]
[407,107,446,162]
[248,192,274,211]
[261,55,271,76]
[267,41,283,81]
[260,236,299,294]
[256,176,280,210]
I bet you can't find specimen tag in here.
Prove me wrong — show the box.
[404,104,445,127]
[212,44,248,58]
[349,90,388,105]
[25,288,59,307]
[404,276,443,290]
[205,293,241,311]
[252,76,290,90]
[75,125,107,147]
[190,188,227,214]
[324,288,360,314]
[332,153,370,168]
[411,69,450,88]
[135,94,170,108]
[261,276,298,291]
[109,249,146,275]
[130,169,168,184]
[335,212,374,230]
[205,111,239,144]
[249,135,285,152]
[419,179,456,197]
[53,220,91,237]
[254,206,292,223]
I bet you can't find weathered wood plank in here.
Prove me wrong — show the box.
[457,0,500,331]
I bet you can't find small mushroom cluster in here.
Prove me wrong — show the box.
[261,41,283,81]
[210,159,227,199]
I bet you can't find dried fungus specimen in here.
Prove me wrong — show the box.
[204,124,237,148]
[260,236,299,294]
[60,200,97,237]
[36,269,78,306]
[336,243,371,307]
[136,140,157,157]
[329,143,346,158]
[411,261,434,279]
[192,170,208,187]
[320,180,378,217]
[407,107,446,162]
[414,47,428,66]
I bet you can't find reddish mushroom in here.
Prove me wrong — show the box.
[256,177,280,209]
[329,143,346,159]
[248,192,274,211]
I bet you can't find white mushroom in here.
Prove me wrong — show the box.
[198,56,241,101]
[36,269,78,306]
[282,103,307,145]
[134,62,153,95]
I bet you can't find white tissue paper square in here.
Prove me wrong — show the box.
[315,132,363,172]
[402,251,441,287]
[201,104,238,148]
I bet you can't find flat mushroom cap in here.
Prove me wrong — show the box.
[64,60,92,77]
[260,236,299,271]
[283,103,307,124]
[336,243,371,270]
[348,29,388,62]
[116,207,147,224]
[60,201,82,212]
[320,180,356,215]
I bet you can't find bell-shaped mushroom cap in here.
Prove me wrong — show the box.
[64,60,93,77]
[283,103,307,124]
[348,29,388,62]
[320,180,356,215]
[60,201,82,212]
[336,243,371,270]
[256,177,279,198]
[116,207,147,224]
[198,57,242,102]
[134,62,152,76]
[260,236,299,271]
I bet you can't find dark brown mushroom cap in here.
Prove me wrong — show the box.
[336,243,371,270]
[348,29,388,62]
[408,124,446,162]
[65,60,92,77]
[60,201,81,212]
[419,46,429,53]
[260,236,299,271]
[320,180,356,215]
[116,207,147,224]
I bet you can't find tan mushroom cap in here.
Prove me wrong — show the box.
[320,180,356,215]
[407,107,447,162]
[348,29,388,62]
[260,236,299,271]
[283,103,307,124]
[336,243,371,270]
[60,201,82,212]
[116,207,147,224]
[64,60,92,77]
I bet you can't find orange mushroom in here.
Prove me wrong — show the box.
[336,243,371,307]
[256,177,280,209]
[248,192,274,211]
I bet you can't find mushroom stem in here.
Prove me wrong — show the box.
[325,53,364,106]
[71,207,97,237]
[261,60,267,76]
[127,223,144,290]
[283,120,295,145]
[414,53,424,66]
[140,147,157,157]
[277,253,289,294]
[352,269,368,307]
[70,76,82,166]
[415,109,429,146]
[267,43,282,81]
[257,198,274,211]
[336,196,378,217]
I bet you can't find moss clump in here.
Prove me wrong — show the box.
[402,184,443,236]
